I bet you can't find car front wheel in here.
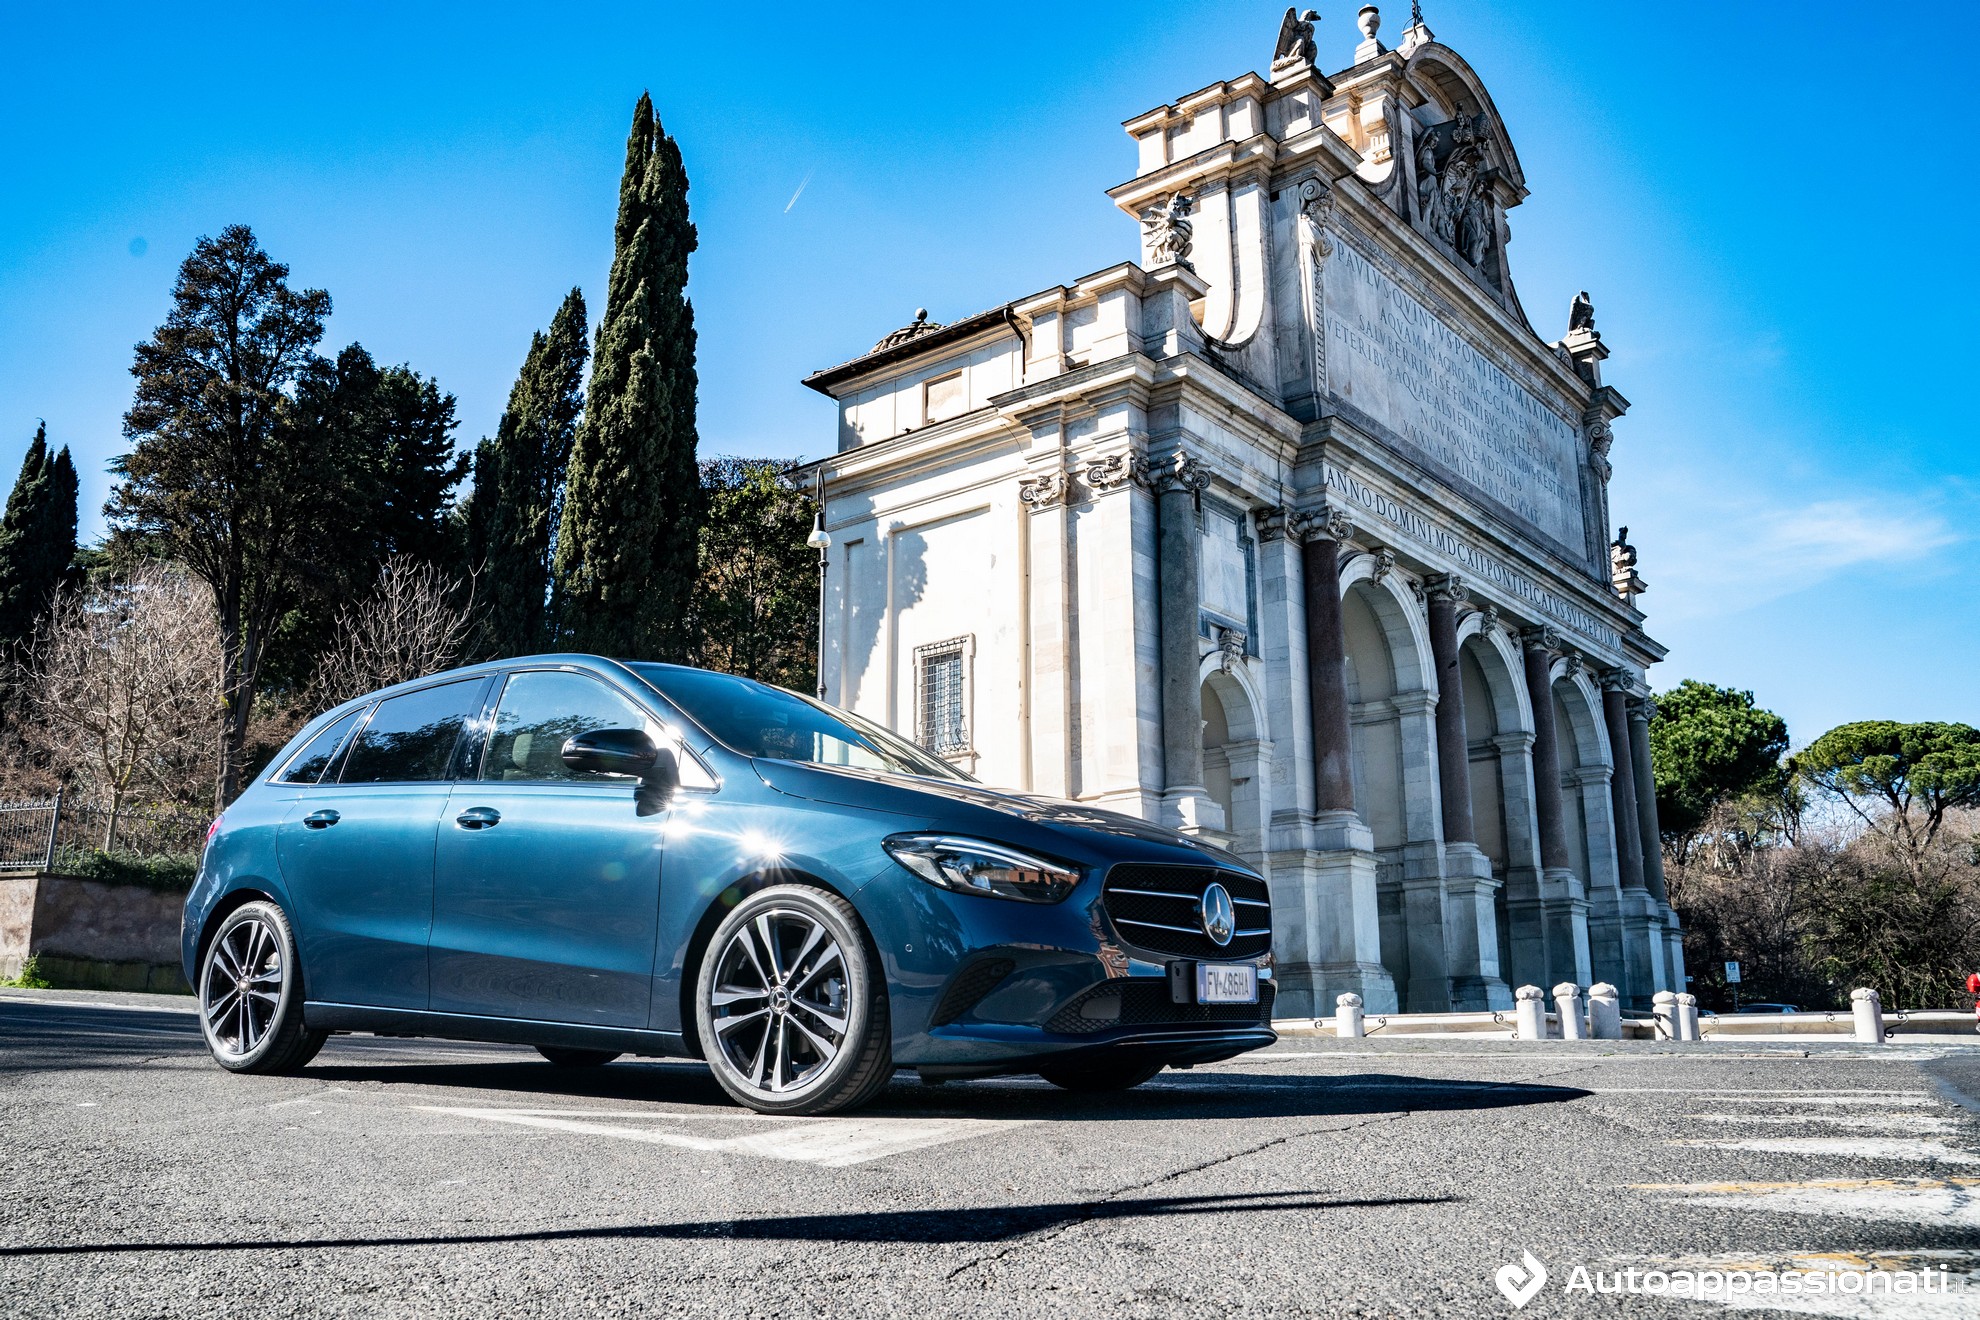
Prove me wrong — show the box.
[694,885,892,1115]
[198,900,325,1075]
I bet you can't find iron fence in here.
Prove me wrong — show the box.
[0,795,61,872]
[0,794,209,873]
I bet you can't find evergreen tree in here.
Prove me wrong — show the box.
[109,225,335,807]
[0,425,81,658]
[555,93,700,660]
[478,288,587,655]
[370,361,466,567]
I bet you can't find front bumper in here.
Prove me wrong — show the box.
[854,864,1275,1071]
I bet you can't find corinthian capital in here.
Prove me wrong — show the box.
[1253,505,1291,541]
[1425,572,1467,605]
[1291,503,1355,544]
[1152,450,1212,496]
[1018,470,1071,508]
[1082,451,1147,492]
[1519,623,1562,654]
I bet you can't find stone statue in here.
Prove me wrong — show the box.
[1569,290,1596,335]
[1141,192,1195,270]
[1272,7,1320,69]
[1414,114,1494,269]
[1610,527,1647,603]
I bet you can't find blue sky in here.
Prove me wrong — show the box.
[2,2,1973,745]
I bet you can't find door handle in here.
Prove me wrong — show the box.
[455,806,502,830]
[302,809,341,829]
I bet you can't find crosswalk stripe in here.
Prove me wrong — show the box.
[1687,1114,1961,1132]
[1667,1138,1980,1165]
[414,1105,1033,1167]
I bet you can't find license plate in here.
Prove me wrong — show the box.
[1196,963,1258,1004]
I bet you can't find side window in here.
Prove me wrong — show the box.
[484,670,715,788]
[340,681,481,784]
[274,709,364,785]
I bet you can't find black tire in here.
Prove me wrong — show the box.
[537,1047,621,1068]
[694,884,891,1116]
[197,900,326,1075]
[1039,1059,1164,1092]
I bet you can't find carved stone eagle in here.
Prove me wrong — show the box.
[1272,7,1320,68]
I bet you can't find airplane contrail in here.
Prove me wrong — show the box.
[783,170,814,213]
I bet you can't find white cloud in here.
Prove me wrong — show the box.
[1639,490,1962,624]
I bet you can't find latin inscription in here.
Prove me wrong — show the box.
[1324,240,1586,550]
[1322,463,1620,650]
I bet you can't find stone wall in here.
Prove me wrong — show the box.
[0,874,189,993]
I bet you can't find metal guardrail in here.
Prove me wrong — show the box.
[0,793,61,872]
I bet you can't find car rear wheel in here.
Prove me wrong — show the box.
[695,885,891,1116]
[198,901,325,1075]
[537,1047,620,1068]
[1039,1059,1164,1092]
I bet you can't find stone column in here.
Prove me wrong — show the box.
[1604,670,1663,1006]
[1426,575,1509,1010]
[1272,505,1395,1014]
[1301,510,1357,816]
[1520,626,1592,989]
[1154,451,1214,832]
[1629,693,1685,995]
[1521,628,1571,873]
[1626,696,1669,903]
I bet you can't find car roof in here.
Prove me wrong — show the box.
[314,653,658,721]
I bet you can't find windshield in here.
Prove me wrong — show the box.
[629,664,972,782]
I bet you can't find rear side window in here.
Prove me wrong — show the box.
[340,681,481,784]
[274,709,365,785]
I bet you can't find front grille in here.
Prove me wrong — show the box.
[1046,980,1276,1034]
[1100,864,1271,959]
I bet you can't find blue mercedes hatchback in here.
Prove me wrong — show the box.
[183,656,1275,1113]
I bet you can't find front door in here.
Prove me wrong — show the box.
[280,677,488,1010]
[430,669,668,1027]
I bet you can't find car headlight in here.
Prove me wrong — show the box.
[882,834,1080,903]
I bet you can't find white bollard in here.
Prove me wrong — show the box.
[1852,987,1886,1044]
[1652,990,1679,1041]
[1553,983,1586,1040]
[1587,982,1622,1040]
[1675,992,1701,1041]
[1335,992,1365,1039]
[1514,984,1548,1040]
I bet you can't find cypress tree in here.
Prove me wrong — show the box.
[0,425,80,657]
[555,93,700,660]
[480,288,588,655]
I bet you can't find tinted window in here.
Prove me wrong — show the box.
[630,664,968,781]
[484,671,657,783]
[340,681,480,784]
[274,709,364,785]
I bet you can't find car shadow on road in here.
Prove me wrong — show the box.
[0,1187,1460,1257]
[299,1046,1590,1122]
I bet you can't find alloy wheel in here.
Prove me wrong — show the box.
[201,915,286,1058]
[706,909,850,1095]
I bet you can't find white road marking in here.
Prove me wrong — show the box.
[1688,1114,1961,1133]
[1634,1177,1980,1228]
[416,1105,1033,1167]
[1669,1138,1980,1164]
[1589,1090,1944,1101]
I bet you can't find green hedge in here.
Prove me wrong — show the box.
[60,850,199,894]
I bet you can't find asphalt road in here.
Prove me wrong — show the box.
[5,990,1980,1318]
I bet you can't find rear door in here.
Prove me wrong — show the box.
[279,677,487,1009]
[430,668,679,1027]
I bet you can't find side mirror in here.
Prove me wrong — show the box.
[561,728,659,778]
[636,747,680,817]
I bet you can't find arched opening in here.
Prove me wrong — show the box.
[1199,670,1266,865]
[1341,585,1407,994]
[1553,673,1622,989]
